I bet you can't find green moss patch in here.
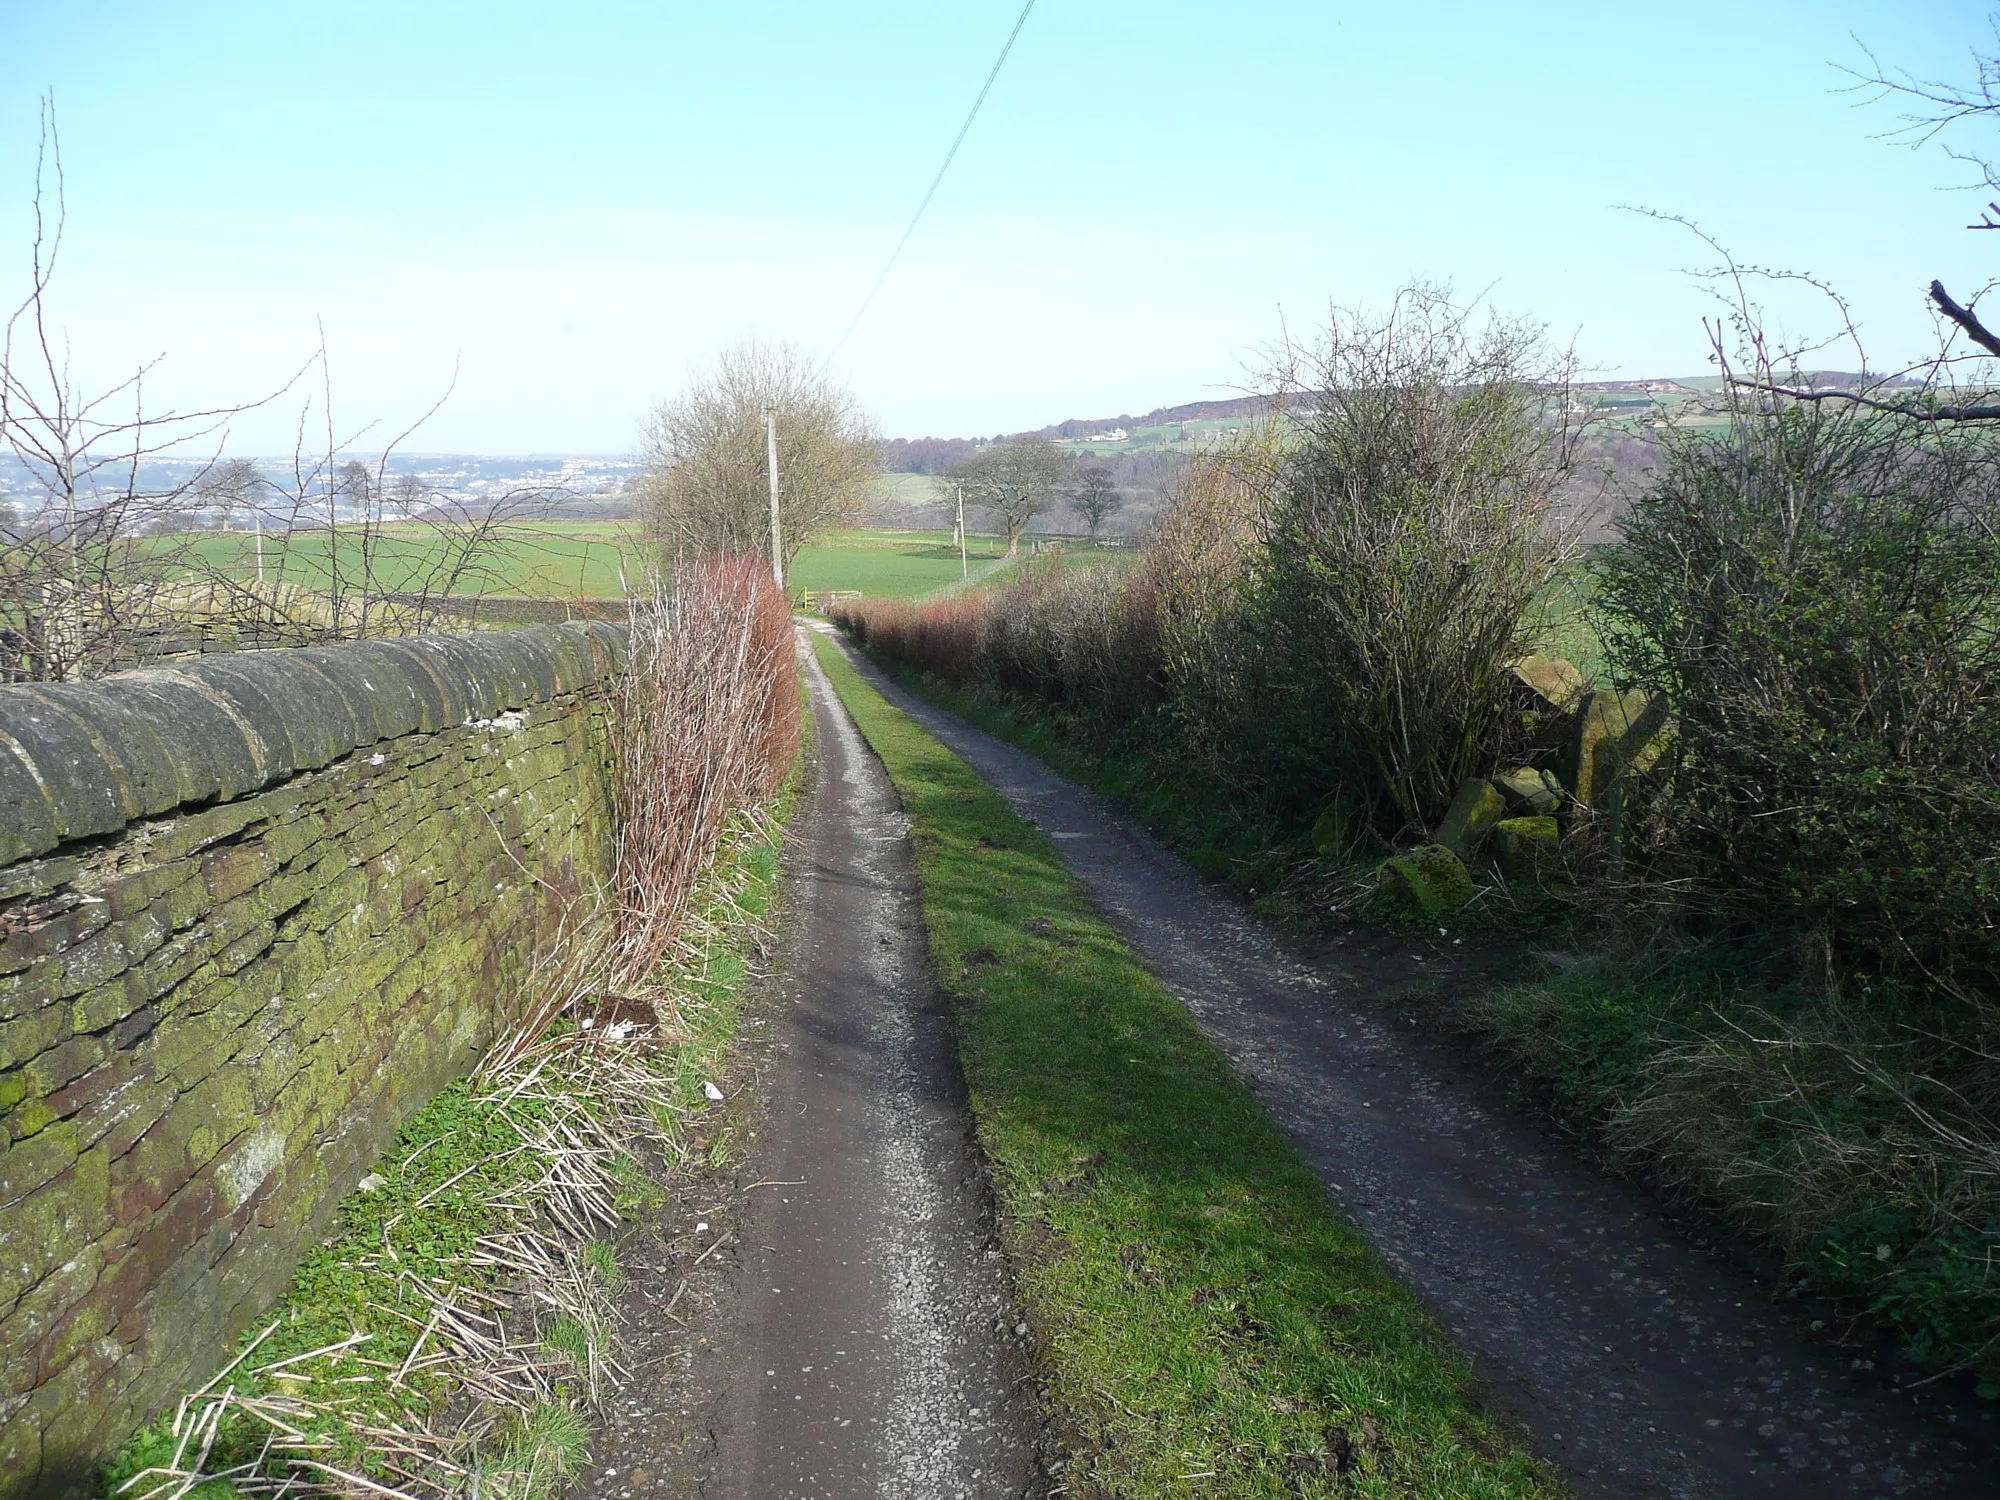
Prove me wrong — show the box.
[98,777,799,1500]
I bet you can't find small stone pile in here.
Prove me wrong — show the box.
[1375,654,1672,916]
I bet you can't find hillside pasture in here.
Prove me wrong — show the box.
[171,520,641,599]
[789,530,1009,599]
[164,523,1022,605]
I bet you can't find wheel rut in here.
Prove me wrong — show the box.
[823,630,1999,1500]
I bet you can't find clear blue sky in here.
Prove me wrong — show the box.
[0,1,1990,453]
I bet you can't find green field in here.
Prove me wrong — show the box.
[172,520,640,598]
[167,523,1022,603]
[789,530,1009,598]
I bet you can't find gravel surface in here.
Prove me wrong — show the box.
[574,640,1043,1499]
[828,632,2000,1500]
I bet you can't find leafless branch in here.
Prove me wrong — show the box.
[1927,278,2000,356]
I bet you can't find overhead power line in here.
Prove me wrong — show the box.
[826,0,1038,363]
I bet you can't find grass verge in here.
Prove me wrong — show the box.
[811,633,1562,1499]
[840,645,2000,1392]
[98,774,802,1500]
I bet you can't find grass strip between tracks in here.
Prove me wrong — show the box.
[812,634,1562,1500]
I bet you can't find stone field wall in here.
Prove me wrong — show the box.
[0,622,627,1498]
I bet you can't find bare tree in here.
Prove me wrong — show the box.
[197,457,265,529]
[941,437,1071,555]
[1069,465,1124,539]
[640,340,878,571]
[1848,27,2000,367]
[0,100,298,680]
[336,458,374,513]
[390,471,428,518]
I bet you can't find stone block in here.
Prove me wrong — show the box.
[174,656,302,782]
[96,862,194,925]
[1493,766,1563,817]
[0,694,127,847]
[91,675,266,809]
[284,648,383,749]
[22,1032,111,1101]
[1376,844,1475,916]
[1493,816,1563,885]
[0,1004,69,1078]
[1433,778,1506,860]
[341,640,445,737]
[1559,688,1670,808]
[89,1069,172,1164]
[200,841,276,906]
[71,973,148,1037]
[1,1241,102,1391]
[205,652,359,772]
[1509,652,1587,712]
[14,682,188,827]
[0,1143,108,1304]
[0,857,80,906]
[0,741,59,867]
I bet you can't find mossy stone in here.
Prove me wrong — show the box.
[1559,689,1669,808]
[1376,844,1474,916]
[1434,778,1506,860]
[1493,767,1563,818]
[1492,816,1562,885]
[1509,653,1587,711]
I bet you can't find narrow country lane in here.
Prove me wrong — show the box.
[581,636,1042,1500]
[695,638,1041,1498]
[820,628,2000,1500]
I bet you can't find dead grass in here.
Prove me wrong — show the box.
[101,554,801,1498]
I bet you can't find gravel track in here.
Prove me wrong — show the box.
[825,631,1999,1500]
[576,641,1042,1500]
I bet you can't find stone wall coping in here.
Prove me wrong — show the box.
[0,621,628,868]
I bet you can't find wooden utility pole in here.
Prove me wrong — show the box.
[956,483,968,579]
[765,409,783,589]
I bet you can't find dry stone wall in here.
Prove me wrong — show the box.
[0,622,627,1498]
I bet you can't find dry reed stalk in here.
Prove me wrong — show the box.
[129,555,797,1495]
[607,553,797,995]
[484,553,796,1073]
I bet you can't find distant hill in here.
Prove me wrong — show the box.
[873,373,1929,537]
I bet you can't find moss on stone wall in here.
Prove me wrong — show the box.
[0,625,625,1500]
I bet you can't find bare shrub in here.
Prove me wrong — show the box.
[0,106,295,679]
[829,593,990,687]
[979,560,1158,727]
[1597,393,2000,995]
[496,554,798,1070]
[1130,421,1281,795]
[1247,286,1584,835]
[1,109,558,674]
[608,553,799,993]
[640,341,878,569]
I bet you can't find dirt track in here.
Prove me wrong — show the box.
[573,641,1041,1499]
[824,631,2000,1500]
